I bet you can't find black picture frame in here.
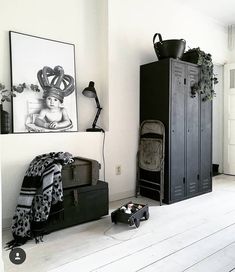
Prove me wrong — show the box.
[9,31,78,133]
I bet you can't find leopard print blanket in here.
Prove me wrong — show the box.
[6,152,74,249]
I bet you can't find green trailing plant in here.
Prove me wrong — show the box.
[183,47,218,101]
[0,82,40,104]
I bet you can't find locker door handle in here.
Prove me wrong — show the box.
[183,177,186,184]
[197,174,200,180]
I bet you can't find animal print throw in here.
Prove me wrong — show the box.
[6,152,74,249]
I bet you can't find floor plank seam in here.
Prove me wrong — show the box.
[224,209,235,215]
[134,222,235,272]
[182,241,235,271]
[103,224,147,242]
[88,222,235,272]
[3,177,235,272]
[88,228,206,272]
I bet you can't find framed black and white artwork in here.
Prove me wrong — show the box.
[9,31,78,133]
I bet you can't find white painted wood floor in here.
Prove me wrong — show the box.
[2,174,235,272]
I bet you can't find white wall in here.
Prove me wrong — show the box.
[0,0,108,131]
[228,25,235,62]
[106,0,228,200]
[0,144,3,271]
[0,0,108,229]
[1,0,230,234]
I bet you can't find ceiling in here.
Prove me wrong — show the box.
[175,0,235,25]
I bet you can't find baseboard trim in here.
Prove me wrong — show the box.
[2,218,11,230]
[109,190,135,202]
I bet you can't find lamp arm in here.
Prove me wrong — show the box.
[95,96,101,108]
[92,95,102,128]
[92,107,102,128]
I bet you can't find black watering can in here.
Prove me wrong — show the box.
[153,33,186,60]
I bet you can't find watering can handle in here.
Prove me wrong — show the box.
[153,33,163,44]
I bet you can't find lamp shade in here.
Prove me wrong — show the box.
[82,81,96,98]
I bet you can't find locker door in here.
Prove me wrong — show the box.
[200,96,212,192]
[186,66,200,196]
[170,61,186,201]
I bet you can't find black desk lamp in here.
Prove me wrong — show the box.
[82,81,103,132]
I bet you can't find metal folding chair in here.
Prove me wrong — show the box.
[136,120,165,205]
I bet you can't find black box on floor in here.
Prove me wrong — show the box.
[45,181,109,233]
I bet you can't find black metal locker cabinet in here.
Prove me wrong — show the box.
[200,95,212,192]
[185,65,200,197]
[170,61,186,202]
[140,59,171,203]
[140,58,212,204]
